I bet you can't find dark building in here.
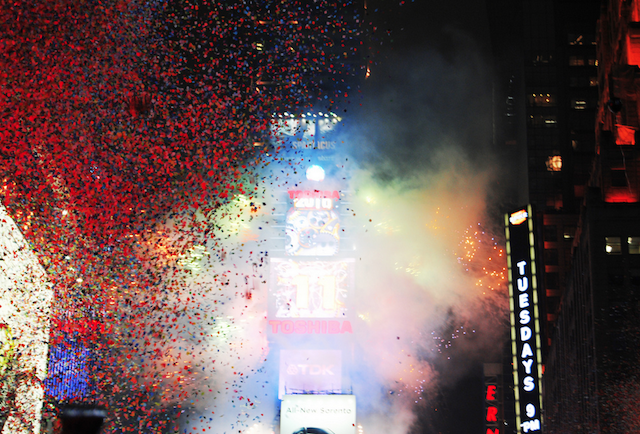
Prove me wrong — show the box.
[542,0,640,432]
[518,0,602,348]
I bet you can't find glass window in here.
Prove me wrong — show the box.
[568,34,584,45]
[545,249,559,265]
[546,155,562,171]
[611,169,628,187]
[529,115,558,127]
[546,272,560,289]
[628,237,640,254]
[528,93,556,106]
[606,237,622,254]
[572,99,587,110]
[544,225,558,242]
[569,55,585,65]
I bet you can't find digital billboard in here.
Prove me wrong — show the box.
[280,394,356,434]
[44,340,93,401]
[279,350,342,399]
[504,205,543,434]
[286,190,341,256]
[269,258,354,319]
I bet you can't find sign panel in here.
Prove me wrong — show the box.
[504,205,543,433]
[286,190,341,256]
[279,350,342,399]
[269,258,354,319]
[280,394,356,434]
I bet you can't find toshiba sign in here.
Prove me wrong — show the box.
[505,205,543,434]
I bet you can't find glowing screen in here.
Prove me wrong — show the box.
[279,349,342,399]
[280,394,356,434]
[269,258,354,319]
[286,190,341,256]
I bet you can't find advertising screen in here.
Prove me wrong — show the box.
[279,350,342,399]
[504,205,543,434]
[286,190,341,256]
[280,394,356,434]
[269,258,354,319]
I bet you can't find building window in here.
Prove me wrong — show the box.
[544,225,558,242]
[629,237,640,254]
[611,169,628,187]
[546,194,563,210]
[563,226,576,240]
[546,155,562,171]
[528,93,556,106]
[569,55,585,66]
[572,99,587,110]
[545,249,559,265]
[530,115,558,127]
[606,237,622,254]
[546,272,560,289]
[568,34,584,45]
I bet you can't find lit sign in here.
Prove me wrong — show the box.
[505,205,543,434]
[286,191,341,256]
[279,350,342,399]
[485,384,499,434]
[288,190,340,209]
[269,258,354,319]
[268,319,353,334]
[280,394,356,434]
[509,209,528,226]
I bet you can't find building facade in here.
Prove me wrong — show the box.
[543,0,640,432]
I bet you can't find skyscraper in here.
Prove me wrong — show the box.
[543,1,640,432]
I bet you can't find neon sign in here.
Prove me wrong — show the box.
[485,384,499,434]
[505,205,543,433]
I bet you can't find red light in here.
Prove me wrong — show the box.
[486,406,498,422]
[486,384,497,400]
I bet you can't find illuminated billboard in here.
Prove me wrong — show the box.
[504,205,543,434]
[279,350,342,399]
[269,258,354,318]
[44,340,93,401]
[280,394,356,434]
[286,190,341,256]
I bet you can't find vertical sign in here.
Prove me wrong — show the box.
[504,205,543,433]
[484,363,502,434]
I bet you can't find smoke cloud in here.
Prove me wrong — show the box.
[137,11,509,434]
